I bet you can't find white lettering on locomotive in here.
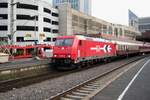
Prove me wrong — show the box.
[91,45,112,53]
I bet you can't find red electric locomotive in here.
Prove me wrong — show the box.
[51,35,150,70]
[51,35,116,69]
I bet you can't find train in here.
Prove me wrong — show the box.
[51,35,150,70]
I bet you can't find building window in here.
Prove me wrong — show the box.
[44,27,51,32]
[52,29,58,33]
[139,26,141,30]
[0,26,7,30]
[47,38,51,41]
[17,26,38,31]
[16,37,24,42]
[139,25,150,30]
[17,15,38,20]
[52,12,59,17]
[0,14,8,19]
[52,38,56,41]
[44,37,51,42]
[0,3,8,8]
[52,21,59,25]
[24,40,37,42]
[17,3,38,10]
[43,18,51,23]
[44,8,51,14]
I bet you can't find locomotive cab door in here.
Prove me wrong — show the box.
[78,40,86,60]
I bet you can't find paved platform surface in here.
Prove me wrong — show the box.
[92,56,150,100]
[0,58,50,70]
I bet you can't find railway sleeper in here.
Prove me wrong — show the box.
[72,92,89,96]
[66,94,85,99]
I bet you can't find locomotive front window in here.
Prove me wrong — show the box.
[55,38,74,46]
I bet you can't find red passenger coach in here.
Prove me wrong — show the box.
[51,35,116,69]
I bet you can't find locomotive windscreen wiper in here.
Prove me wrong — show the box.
[55,38,74,46]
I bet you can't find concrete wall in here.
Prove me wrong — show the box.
[58,4,72,35]
[0,0,59,46]
[58,4,141,40]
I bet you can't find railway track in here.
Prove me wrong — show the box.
[50,56,145,100]
[0,68,82,92]
[0,62,103,92]
[0,55,146,93]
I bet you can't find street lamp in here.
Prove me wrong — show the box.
[10,1,20,45]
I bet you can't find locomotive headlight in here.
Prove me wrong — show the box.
[54,55,57,57]
[68,55,71,58]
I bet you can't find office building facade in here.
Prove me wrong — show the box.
[138,17,150,39]
[128,10,139,31]
[139,17,150,32]
[128,10,150,33]
[58,4,141,40]
[0,0,59,46]
[53,0,91,15]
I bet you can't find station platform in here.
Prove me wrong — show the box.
[92,56,150,100]
[0,58,51,82]
[0,58,50,71]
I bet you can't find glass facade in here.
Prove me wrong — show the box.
[53,0,91,15]
[128,10,150,33]
[128,10,139,31]
[139,18,150,32]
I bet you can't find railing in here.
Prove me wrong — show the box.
[0,44,53,60]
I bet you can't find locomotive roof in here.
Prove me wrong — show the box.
[56,35,111,42]
[76,35,112,43]
[56,35,150,47]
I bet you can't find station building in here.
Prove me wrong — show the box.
[0,0,59,46]
[58,4,141,40]
[0,0,141,46]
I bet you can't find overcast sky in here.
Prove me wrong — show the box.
[92,0,150,25]
[46,0,150,25]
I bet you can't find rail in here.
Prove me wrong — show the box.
[0,55,146,93]
[50,56,145,100]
